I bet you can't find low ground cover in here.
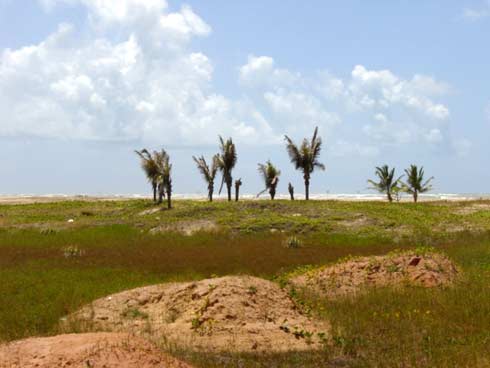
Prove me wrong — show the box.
[1,199,489,367]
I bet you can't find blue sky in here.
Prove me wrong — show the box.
[0,0,489,196]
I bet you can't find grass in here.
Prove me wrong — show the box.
[1,199,490,367]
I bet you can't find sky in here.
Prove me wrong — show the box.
[0,0,489,196]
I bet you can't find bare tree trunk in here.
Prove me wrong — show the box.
[270,186,276,200]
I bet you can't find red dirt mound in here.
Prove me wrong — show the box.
[66,276,330,352]
[0,333,192,368]
[289,251,459,300]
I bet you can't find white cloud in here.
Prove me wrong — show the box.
[0,2,273,144]
[40,0,168,22]
[0,2,462,155]
[348,65,450,120]
[330,140,379,158]
[462,1,490,21]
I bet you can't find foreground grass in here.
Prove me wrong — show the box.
[1,199,490,367]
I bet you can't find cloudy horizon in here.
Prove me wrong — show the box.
[1,1,489,195]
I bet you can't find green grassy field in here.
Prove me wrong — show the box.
[1,199,490,367]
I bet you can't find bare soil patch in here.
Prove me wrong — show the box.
[66,276,330,352]
[0,333,192,368]
[149,220,218,236]
[289,251,458,300]
[139,207,163,216]
[454,203,490,215]
[337,214,377,230]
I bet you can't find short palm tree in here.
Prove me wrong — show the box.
[235,178,242,202]
[368,165,403,203]
[217,136,237,201]
[288,182,295,201]
[284,127,325,200]
[257,161,281,200]
[193,155,219,202]
[403,165,434,203]
[135,149,159,203]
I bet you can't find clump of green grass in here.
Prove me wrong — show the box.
[121,307,149,320]
[62,245,84,259]
[285,236,302,249]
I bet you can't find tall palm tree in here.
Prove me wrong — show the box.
[193,155,219,202]
[257,161,281,200]
[217,136,237,201]
[154,149,173,209]
[403,165,434,203]
[135,149,159,203]
[284,127,325,200]
[368,165,403,203]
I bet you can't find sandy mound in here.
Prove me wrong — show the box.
[289,251,458,300]
[66,276,330,352]
[0,333,192,368]
[149,220,218,236]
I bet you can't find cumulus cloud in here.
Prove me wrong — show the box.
[0,1,274,144]
[348,65,450,120]
[0,1,461,156]
[239,55,455,154]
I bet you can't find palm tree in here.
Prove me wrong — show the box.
[154,149,172,209]
[135,149,159,203]
[368,165,403,203]
[151,150,167,204]
[257,161,281,200]
[284,127,325,200]
[288,182,295,201]
[403,165,434,203]
[217,136,237,201]
[193,155,219,202]
[235,178,242,202]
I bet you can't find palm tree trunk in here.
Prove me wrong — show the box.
[166,183,172,209]
[288,184,294,201]
[152,183,157,203]
[387,191,393,203]
[270,187,276,200]
[208,184,213,202]
[158,184,164,204]
[226,183,232,201]
[235,184,239,202]
[305,178,310,201]
[414,191,418,203]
